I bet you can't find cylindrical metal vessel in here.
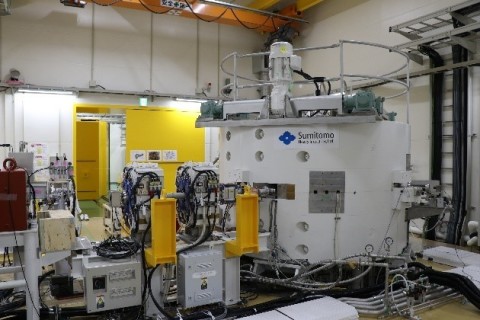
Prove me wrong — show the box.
[219,121,410,261]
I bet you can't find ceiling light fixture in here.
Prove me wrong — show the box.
[18,88,76,95]
[175,97,208,103]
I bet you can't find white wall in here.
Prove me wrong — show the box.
[0,92,75,161]
[0,0,264,167]
[3,0,479,222]
[0,0,263,96]
[295,0,465,181]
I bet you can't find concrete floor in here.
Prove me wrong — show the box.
[2,208,479,319]
[78,216,480,320]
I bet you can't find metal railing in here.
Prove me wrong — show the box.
[220,40,411,122]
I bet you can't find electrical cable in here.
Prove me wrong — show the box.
[38,269,54,309]
[147,265,175,320]
[229,8,272,30]
[95,236,140,259]
[447,15,469,245]
[70,175,77,219]
[0,291,26,314]
[91,0,122,6]
[16,167,37,221]
[408,262,480,310]
[138,0,173,14]
[137,217,152,320]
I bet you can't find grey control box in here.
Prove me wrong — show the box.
[83,256,142,313]
[177,249,223,309]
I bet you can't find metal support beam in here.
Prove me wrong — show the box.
[248,0,280,10]
[450,12,477,26]
[200,0,308,23]
[408,52,424,65]
[406,206,445,221]
[348,58,480,90]
[396,30,423,41]
[296,0,324,12]
[87,0,307,32]
[395,21,480,50]
[450,36,477,53]
[390,0,480,32]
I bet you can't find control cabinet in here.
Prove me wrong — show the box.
[177,250,223,308]
[83,256,141,313]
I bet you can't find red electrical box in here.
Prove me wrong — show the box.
[0,159,28,232]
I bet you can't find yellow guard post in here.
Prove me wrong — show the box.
[145,196,177,266]
[225,187,259,258]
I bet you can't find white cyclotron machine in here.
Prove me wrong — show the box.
[197,40,414,262]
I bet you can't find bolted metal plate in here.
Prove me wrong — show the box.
[309,171,345,213]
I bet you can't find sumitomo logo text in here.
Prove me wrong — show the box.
[276,127,338,149]
[298,131,335,145]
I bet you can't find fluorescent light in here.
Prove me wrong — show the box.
[17,89,76,95]
[175,98,207,103]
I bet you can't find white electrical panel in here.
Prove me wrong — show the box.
[177,250,223,309]
[83,256,142,313]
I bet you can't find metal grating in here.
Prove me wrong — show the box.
[389,0,480,64]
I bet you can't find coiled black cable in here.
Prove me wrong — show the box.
[95,236,140,259]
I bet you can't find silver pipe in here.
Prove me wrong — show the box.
[166,192,185,199]
[341,40,410,60]
[342,287,453,308]
[347,288,455,314]
[0,265,23,275]
[0,279,25,290]
[340,41,345,95]
[237,83,274,89]
[233,53,238,101]
[199,0,308,24]
[356,290,457,315]
[293,43,341,52]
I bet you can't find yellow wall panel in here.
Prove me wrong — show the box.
[98,121,108,197]
[75,121,108,200]
[126,109,204,192]
[76,122,100,161]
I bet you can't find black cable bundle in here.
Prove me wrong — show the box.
[408,262,480,310]
[447,15,469,245]
[293,69,331,97]
[0,290,26,314]
[95,236,140,259]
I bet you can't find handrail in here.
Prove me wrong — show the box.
[219,40,411,120]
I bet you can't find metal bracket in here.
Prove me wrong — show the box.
[408,52,424,65]
[397,30,423,41]
[450,36,477,53]
[450,12,477,26]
